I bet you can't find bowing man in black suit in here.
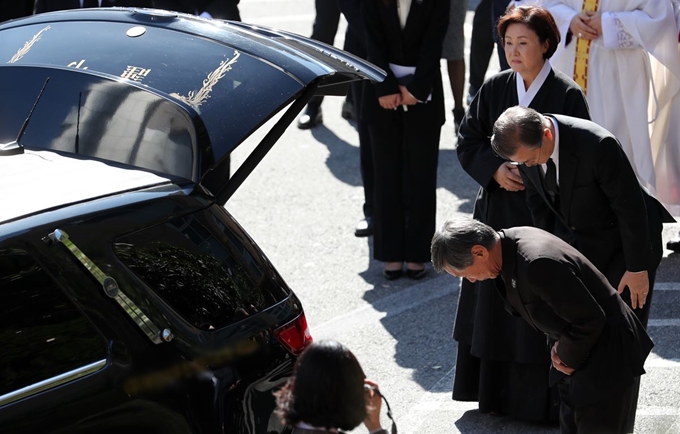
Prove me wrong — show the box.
[34,0,153,13]
[490,106,675,329]
[431,218,654,434]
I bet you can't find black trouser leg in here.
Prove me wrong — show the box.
[370,113,440,262]
[491,0,510,71]
[468,0,494,95]
[223,2,241,21]
[303,0,341,115]
[559,376,636,434]
[370,118,406,262]
[352,81,373,219]
[311,0,340,44]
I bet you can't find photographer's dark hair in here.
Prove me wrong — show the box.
[497,5,561,59]
[431,218,498,272]
[275,340,367,431]
[491,106,545,160]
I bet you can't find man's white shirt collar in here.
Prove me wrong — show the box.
[541,115,560,185]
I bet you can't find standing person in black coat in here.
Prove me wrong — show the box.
[151,0,240,20]
[338,0,375,238]
[431,218,654,434]
[34,0,153,12]
[491,0,511,69]
[466,0,494,104]
[1,1,33,21]
[296,0,342,129]
[362,0,449,280]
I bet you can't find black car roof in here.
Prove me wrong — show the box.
[0,8,385,205]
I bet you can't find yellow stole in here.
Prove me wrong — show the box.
[573,0,600,94]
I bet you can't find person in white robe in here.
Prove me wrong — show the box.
[652,0,680,250]
[542,0,680,196]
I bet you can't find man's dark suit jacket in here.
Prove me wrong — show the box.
[34,0,153,13]
[520,115,674,324]
[498,227,653,407]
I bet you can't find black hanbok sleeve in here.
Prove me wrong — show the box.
[456,76,509,191]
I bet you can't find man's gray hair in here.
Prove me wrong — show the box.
[491,106,545,160]
[431,217,498,272]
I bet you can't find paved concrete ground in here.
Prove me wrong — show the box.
[228,1,680,433]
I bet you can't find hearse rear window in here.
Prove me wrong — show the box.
[114,208,289,330]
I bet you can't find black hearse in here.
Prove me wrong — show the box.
[0,8,383,433]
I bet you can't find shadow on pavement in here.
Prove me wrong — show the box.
[454,409,559,433]
[310,123,363,187]
[358,241,460,398]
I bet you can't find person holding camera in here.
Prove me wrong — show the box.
[275,340,391,434]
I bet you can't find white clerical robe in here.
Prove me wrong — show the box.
[542,0,680,195]
[648,1,680,215]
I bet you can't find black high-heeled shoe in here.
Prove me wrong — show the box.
[406,268,426,280]
[383,268,403,280]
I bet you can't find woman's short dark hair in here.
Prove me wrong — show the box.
[431,218,498,272]
[275,340,367,431]
[497,5,561,59]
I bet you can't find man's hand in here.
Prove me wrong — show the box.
[493,163,525,192]
[551,341,575,376]
[363,379,383,432]
[378,93,402,110]
[618,270,650,309]
[398,85,418,105]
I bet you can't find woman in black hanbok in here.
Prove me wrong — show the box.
[454,5,590,422]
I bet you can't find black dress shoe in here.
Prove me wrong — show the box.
[297,107,322,130]
[354,217,373,237]
[406,268,426,280]
[383,268,403,280]
[668,235,680,252]
[341,100,356,121]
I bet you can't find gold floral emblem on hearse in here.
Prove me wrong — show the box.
[170,50,241,108]
[7,25,52,64]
